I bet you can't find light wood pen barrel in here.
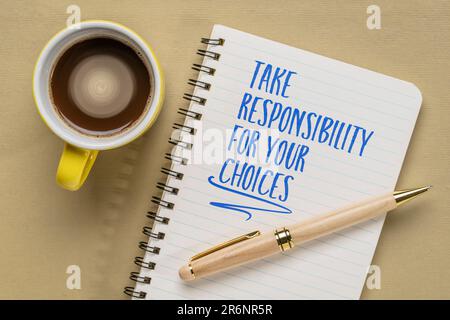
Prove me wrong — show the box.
[179,186,430,281]
[289,193,395,243]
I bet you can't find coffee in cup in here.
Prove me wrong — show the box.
[50,36,153,137]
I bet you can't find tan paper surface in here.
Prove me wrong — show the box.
[0,0,448,299]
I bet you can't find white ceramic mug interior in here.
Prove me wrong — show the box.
[33,20,163,150]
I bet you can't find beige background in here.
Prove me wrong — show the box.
[0,0,448,299]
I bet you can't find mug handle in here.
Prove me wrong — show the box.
[56,143,98,191]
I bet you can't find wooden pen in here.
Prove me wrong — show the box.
[179,186,431,281]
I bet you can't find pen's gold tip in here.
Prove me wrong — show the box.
[394,185,432,206]
[179,265,195,281]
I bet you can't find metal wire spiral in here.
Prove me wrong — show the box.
[124,37,224,299]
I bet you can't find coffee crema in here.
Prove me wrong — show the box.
[50,37,152,137]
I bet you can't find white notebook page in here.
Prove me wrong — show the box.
[135,25,422,299]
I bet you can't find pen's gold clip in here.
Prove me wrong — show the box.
[190,230,261,262]
[188,230,261,278]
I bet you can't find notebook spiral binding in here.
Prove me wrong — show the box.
[124,37,224,299]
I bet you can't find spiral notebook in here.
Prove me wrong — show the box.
[126,25,422,299]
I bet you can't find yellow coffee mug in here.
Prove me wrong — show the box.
[33,21,164,191]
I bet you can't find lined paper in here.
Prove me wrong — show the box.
[135,25,422,299]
